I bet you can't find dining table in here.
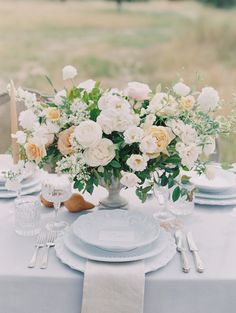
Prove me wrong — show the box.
[0,186,236,313]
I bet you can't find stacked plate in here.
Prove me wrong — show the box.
[0,155,41,198]
[190,168,236,206]
[55,209,176,274]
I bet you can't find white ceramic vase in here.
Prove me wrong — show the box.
[99,177,128,209]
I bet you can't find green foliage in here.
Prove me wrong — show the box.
[198,0,236,8]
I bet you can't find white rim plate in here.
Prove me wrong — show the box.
[190,169,236,193]
[0,184,41,198]
[0,173,41,191]
[195,189,236,200]
[64,228,171,262]
[195,197,236,206]
[72,210,160,252]
[55,236,176,274]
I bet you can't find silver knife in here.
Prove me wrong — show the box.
[187,232,204,273]
[175,230,190,273]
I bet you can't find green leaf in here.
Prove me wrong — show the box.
[73,180,84,191]
[168,179,175,189]
[172,186,181,202]
[181,175,191,185]
[110,160,121,168]
[90,108,101,121]
[160,175,168,186]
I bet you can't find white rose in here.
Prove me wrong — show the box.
[180,125,197,144]
[97,113,113,134]
[74,120,102,148]
[19,109,38,131]
[205,165,216,180]
[45,121,60,134]
[142,114,156,131]
[126,82,151,101]
[54,90,66,106]
[127,154,148,172]
[83,138,115,167]
[98,94,130,113]
[78,79,96,92]
[166,119,185,137]
[140,135,157,154]
[149,92,166,113]
[173,82,190,97]
[177,143,201,169]
[124,126,144,144]
[203,137,216,156]
[197,87,219,112]
[62,65,78,80]
[120,171,141,188]
[149,93,178,116]
[11,131,26,144]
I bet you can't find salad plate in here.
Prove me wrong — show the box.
[72,210,160,252]
[0,184,41,198]
[64,228,170,262]
[195,189,236,200]
[55,236,176,274]
[0,173,41,191]
[195,196,236,206]
[190,168,236,193]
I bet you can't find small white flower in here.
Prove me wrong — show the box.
[19,109,38,131]
[127,154,148,172]
[203,136,216,156]
[74,120,102,148]
[149,93,178,116]
[140,135,157,154]
[180,124,197,144]
[120,171,141,188]
[205,165,216,180]
[78,79,96,92]
[71,100,87,113]
[62,65,78,81]
[83,138,115,167]
[197,87,219,112]
[54,90,67,106]
[176,143,201,169]
[173,82,190,97]
[124,126,144,144]
[126,82,151,101]
[11,131,26,145]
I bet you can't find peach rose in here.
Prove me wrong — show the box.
[24,142,46,163]
[58,126,75,155]
[46,108,60,122]
[180,96,195,111]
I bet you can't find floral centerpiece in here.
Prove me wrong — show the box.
[11,65,234,207]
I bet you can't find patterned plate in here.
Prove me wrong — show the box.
[72,210,160,252]
[55,236,176,274]
[64,228,171,262]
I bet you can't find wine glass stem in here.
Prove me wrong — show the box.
[16,188,21,199]
[54,202,61,224]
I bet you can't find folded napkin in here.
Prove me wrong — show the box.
[81,260,145,313]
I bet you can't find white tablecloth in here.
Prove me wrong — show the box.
[0,187,236,313]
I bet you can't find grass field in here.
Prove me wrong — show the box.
[0,0,236,161]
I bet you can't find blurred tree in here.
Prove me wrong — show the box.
[198,0,236,7]
[108,0,148,11]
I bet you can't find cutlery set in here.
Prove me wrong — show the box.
[28,231,57,269]
[175,230,204,273]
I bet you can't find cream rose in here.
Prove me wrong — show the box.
[126,82,151,101]
[83,138,115,167]
[24,142,46,163]
[74,121,102,148]
[46,107,60,122]
[58,126,75,155]
[120,171,141,188]
[180,95,195,111]
[127,154,148,172]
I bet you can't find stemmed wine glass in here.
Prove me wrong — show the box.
[41,174,72,232]
[153,184,174,222]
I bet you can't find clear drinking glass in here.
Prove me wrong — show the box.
[168,193,195,217]
[41,174,72,233]
[153,184,174,222]
[14,196,41,236]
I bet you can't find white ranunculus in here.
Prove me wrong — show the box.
[19,109,38,131]
[180,125,197,144]
[177,143,200,169]
[54,90,67,106]
[203,137,216,156]
[126,82,151,101]
[197,87,219,112]
[124,126,144,144]
[97,111,136,134]
[127,154,148,172]
[140,135,157,154]
[11,131,26,145]
[173,82,190,97]
[98,94,130,114]
[83,138,115,167]
[78,79,96,92]
[62,65,78,81]
[205,165,216,180]
[120,171,141,188]
[74,120,102,148]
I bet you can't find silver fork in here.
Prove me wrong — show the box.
[28,232,46,268]
[40,231,57,269]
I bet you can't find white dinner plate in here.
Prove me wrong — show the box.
[0,184,41,198]
[55,236,176,274]
[195,196,236,206]
[0,173,41,191]
[72,210,160,252]
[195,189,236,200]
[64,228,170,262]
[190,168,236,193]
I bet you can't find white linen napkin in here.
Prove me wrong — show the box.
[81,260,145,313]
